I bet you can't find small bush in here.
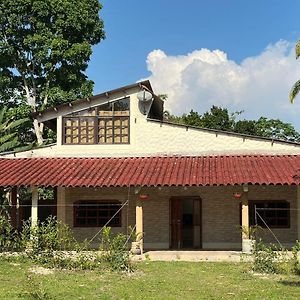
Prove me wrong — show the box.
[0,215,21,251]
[291,240,300,275]
[252,239,281,274]
[100,227,132,272]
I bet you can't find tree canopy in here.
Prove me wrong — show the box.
[0,0,105,144]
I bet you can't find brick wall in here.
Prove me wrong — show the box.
[58,185,299,250]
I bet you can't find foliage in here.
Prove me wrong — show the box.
[0,0,105,143]
[240,225,261,240]
[0,106,31,152]
[0,215,20,251]
[290,240,300,275]
[21,216,80,255]
[100,227,132,272]
[251,239,282,274]
[21,275,52,300]
[290,39,300,103]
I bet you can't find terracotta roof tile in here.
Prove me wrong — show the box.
[0,155,300,187]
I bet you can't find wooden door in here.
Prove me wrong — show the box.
[170,198,182,249]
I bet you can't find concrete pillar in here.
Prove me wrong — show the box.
[297,186,300,240]
[136,199,144,254]
[56,187,66,223]
[10,187,18,229]
[31,186,38,227]
[241,193,249,239]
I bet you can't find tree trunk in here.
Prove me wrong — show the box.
[33,119,44,145]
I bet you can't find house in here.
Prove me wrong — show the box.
[2,80,300,252]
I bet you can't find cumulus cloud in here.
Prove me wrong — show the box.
[141,40,300,128]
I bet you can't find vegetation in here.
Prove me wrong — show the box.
[165,106,300,142]
[0,107,30,152]
[290,39,300,103]
[1,260,300,299]
[0,0,105,144]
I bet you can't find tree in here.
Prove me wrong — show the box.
[0,0,105,144]
[0,107,29,152]
[290,40,300,103]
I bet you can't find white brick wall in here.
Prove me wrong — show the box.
[5,91,300,158]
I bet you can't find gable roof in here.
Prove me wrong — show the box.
[1,155,300,187]
[32,80,154,122]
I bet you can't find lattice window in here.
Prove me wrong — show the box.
[62,97,130,144]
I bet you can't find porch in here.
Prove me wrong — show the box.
[1,155,300,252]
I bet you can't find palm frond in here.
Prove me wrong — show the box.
[0,137,19,153]
[290,79,300,103]
[0,133,17,144]
[4,117,29,131]
[296,40,300,59]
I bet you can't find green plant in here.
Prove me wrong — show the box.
[252,239,281,274]
[290,240,300,275]
[240,225,261,240]
[100,227,132,272]
[0,215,21,251]
[21,274,52,300]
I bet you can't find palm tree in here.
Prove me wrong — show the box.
[0,107,29,152]
[290,40,300,103]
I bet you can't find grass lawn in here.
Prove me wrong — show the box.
[1,259,300,299]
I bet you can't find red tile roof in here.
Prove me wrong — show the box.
[0,155,300,187]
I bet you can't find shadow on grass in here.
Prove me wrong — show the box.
[279,280,300,287]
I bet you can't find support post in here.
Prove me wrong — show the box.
[31,186,38,227]
[297,186,300,240]
[241,187,250,252]
[136,199,144,254]
[10,187,17,229]
[56,187,66,223]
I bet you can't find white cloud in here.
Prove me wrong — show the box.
[141,40,300,128]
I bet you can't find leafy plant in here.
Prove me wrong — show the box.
[100,227,132,272]
[0,215,21,251]
[0,107,31,152]
[252,240,279,274]
[240,225,261,240]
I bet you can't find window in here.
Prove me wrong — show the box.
[74,201,122,227]
[63,98,130,144]
[249,201,290,228]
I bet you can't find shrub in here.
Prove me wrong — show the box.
[291,240,300,275]
[252,239,281,274]
[0,215,21,251]
[100,227,132,272]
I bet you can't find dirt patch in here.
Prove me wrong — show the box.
[28,266,54,275]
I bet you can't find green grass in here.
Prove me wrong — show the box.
[1,259,300,299]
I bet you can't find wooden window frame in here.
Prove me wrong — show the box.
[249,200,290,229]
[73,200,122,228]
[62,98,130,145]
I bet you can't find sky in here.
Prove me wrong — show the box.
[87,0,300,128]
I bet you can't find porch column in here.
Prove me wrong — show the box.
[241,187,249,252]
[297,186,300,240]
[56,187,66,223]
[136,199,144,254]
[10,187,18,229]
[31,186,38,227]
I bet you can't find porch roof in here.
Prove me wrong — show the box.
[0,155,300,188]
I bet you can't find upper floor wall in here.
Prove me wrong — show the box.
[3,81,300,158]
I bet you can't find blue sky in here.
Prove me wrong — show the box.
[87,0,300,127]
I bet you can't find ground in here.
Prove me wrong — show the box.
[1,259,300,299]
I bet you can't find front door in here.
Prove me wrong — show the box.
[170,197,202,249]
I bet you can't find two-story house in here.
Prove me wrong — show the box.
[2,80,300,252]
